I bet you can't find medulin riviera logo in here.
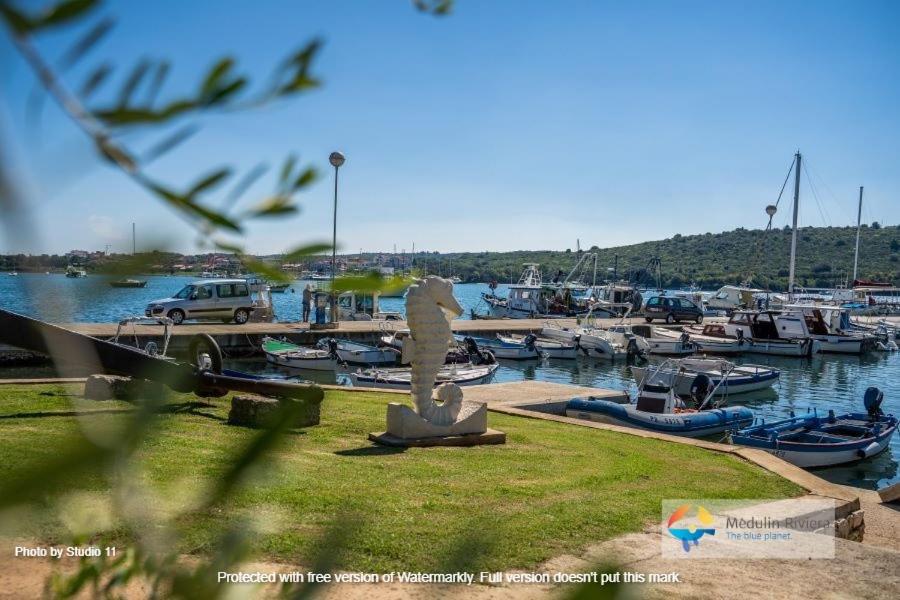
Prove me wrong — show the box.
[667,504,716,552]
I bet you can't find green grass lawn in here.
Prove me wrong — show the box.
[0,383,802,571]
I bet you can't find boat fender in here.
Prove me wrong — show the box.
[189,334,223,374]
[858,441,881,459]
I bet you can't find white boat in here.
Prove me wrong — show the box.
[497,334,578,359]
[456,334,543,360]
[262,337,337,371]
[670,324,748,355]
[65,266,87,278]
[610,324,693,356]
[707,284,763,312]
[631,357,779,397]
[347,363,499,389]
[775,304,873,354]
[479,263,591,319]
[331,339,399,365]
[723,310,813,356]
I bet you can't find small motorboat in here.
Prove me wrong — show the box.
[497,333,578,359]
[566,372,753,437]
[109,279,148,288]
[329,339,399,365]
[347,362,499,390]
[631,357,779,397]
[381,328,497,366]
[609,325,692,356]
[729,388,898,468]
[262,337,338,371]
[454,334,543,360]
[269,283,291,293]
[665,324,748,355]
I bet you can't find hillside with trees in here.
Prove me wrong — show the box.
[414,224,900,290]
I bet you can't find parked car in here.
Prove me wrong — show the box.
[146,279,255,324]
[644,296,704,324]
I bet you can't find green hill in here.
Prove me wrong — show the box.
[417,224,900,290]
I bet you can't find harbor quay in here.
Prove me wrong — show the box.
[0,316,700,360]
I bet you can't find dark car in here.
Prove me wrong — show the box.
[644,296,704,324]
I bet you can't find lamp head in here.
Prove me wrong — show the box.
[329,151,346,168]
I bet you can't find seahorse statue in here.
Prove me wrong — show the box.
[402,276,464,425]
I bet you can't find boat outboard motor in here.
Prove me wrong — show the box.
[690,373,714,408]
[864,387,884,418]
[626,337,642,358]
[680,332,691,344]
[631,290,643,313]
[463,336,489,365]
[523,334,537,351]
[325,338,339,359]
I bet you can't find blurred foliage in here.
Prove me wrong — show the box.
[2,1,628,598]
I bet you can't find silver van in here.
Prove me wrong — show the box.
[146,279,255,324]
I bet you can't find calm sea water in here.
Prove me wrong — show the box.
[1,273,898,490]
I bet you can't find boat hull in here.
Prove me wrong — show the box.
[264,351,337,371]
[348,364,498,389]
[566,398,753,437]
[731,416,897,468]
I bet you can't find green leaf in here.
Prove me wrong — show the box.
[58,16,114,70]
[33,0,99,29]
[140,124,199,164]
[271,40,323,97]
[223,162,268,210]
[143,60,170,106]
[117,59,152,108]
[283,243,332,261]
[187,168,231,197]
[245,196,297,218]
[279,154,297,186]
[292,166,317,191]
[237,257,291,284]
[78,63,111,99]
[200,57,234,98]
[204,77,246,105]
[1,0,99,33]
[145,179,241,233]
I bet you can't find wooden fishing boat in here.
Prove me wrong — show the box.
[331,339,399,365]
[262,337,337,371]
[730,388,897,468]
[347,363,499,389]
[497,334,578,359]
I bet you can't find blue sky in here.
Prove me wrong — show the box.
[1,0,899,255]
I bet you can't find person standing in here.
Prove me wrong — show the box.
[302,284,312,322]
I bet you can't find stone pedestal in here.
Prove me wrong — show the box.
[83,374,167,402]
[228,394,321,428]
[371,401,505,447]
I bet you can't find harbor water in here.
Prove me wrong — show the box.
[1,273,898,491]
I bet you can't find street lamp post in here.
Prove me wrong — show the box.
[329,151,345,322]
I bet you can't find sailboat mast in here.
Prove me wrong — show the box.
[132,222,136,255]
[852,186,863,282]
[787,151,801,297]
